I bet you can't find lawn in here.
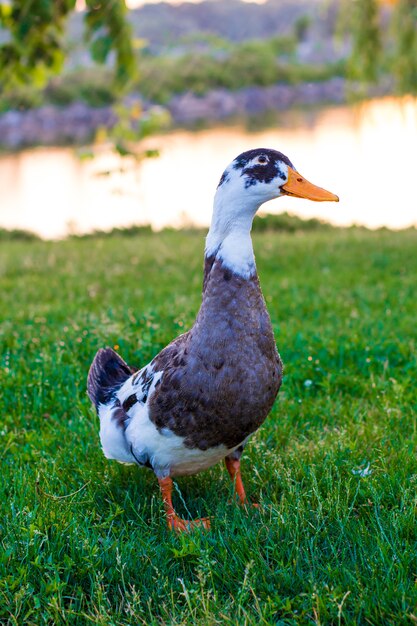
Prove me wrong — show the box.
[1,227,417,625]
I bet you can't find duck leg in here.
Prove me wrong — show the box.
[158,477,211,532]
[225,455,259,508]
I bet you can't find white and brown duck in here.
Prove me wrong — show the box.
[88,148,338,532]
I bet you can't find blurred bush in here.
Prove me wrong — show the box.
[0,228,40,241]
[0,30,346,112]
[45,69,117,107]
[391,0,417,93]
[0,213,343,243]
[253,212,333,233]
[1,0,416,120]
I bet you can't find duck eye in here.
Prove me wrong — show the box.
[257,155,268,164]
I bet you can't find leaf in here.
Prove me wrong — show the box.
[114,141,135,157]
[0,2,12,24]
[90,35,113,64]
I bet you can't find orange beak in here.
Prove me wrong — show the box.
[281,166,339,202]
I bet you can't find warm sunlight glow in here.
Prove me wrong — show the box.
[124,0,267,6]
[1,96,416,238]
[126,0,197,5]
[76,0,390,11]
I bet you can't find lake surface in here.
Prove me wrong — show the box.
[1,96,416,239]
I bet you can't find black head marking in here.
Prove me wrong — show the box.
[233,148,294,170]
[233,148,295,188]
[218,170,231,188]
[244,177,258,189]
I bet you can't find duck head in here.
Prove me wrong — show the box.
[206,148,339,278]
[215,147,338,209]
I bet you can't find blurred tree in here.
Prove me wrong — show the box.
[348,0,382,83]
[392,0,417,92]
[294,15,311,42]
[0,0,136,91]
[0,1,170,162]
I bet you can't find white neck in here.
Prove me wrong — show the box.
[205,190,260,279]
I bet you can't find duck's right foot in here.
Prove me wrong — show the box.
[225,456,260,510]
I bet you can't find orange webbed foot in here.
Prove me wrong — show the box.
[158,476,211,533]
[167,514,211,533]
[231,498,260,510]
[240,500,260,510]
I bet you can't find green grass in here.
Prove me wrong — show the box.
[1,228,417,625]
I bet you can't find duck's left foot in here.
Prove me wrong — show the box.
[158,477,211,533]
[225,457,260,509]
[167,513,211,533]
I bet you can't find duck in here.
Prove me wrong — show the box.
[87,148,338,532]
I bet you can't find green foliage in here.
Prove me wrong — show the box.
[0,227,40,241]
[0,0,70,88]
[84,0,136,88]
[137,37,341,104]
[0,84,44,113]
[178,32,233,53]
[1,228,417,624]
[0,0,136,93]
[253,212,333,233]
[269,34,297,57]
[293,14,311,42]
[70,224,154,239]
[347,0,382,84]
[392,0,417,93]
[339,0,417,95]
[0,213,337,242]
[0,27,340,113]
[45,68,116,107]
[101,101,171,160]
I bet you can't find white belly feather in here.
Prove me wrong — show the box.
[126,402,237,477]
[98,366,241,478]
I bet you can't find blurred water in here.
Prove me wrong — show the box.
[0,96,416,239]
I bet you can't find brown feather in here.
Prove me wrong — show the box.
[148,257,282,450]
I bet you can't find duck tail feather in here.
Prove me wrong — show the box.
[87,348,136,409]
